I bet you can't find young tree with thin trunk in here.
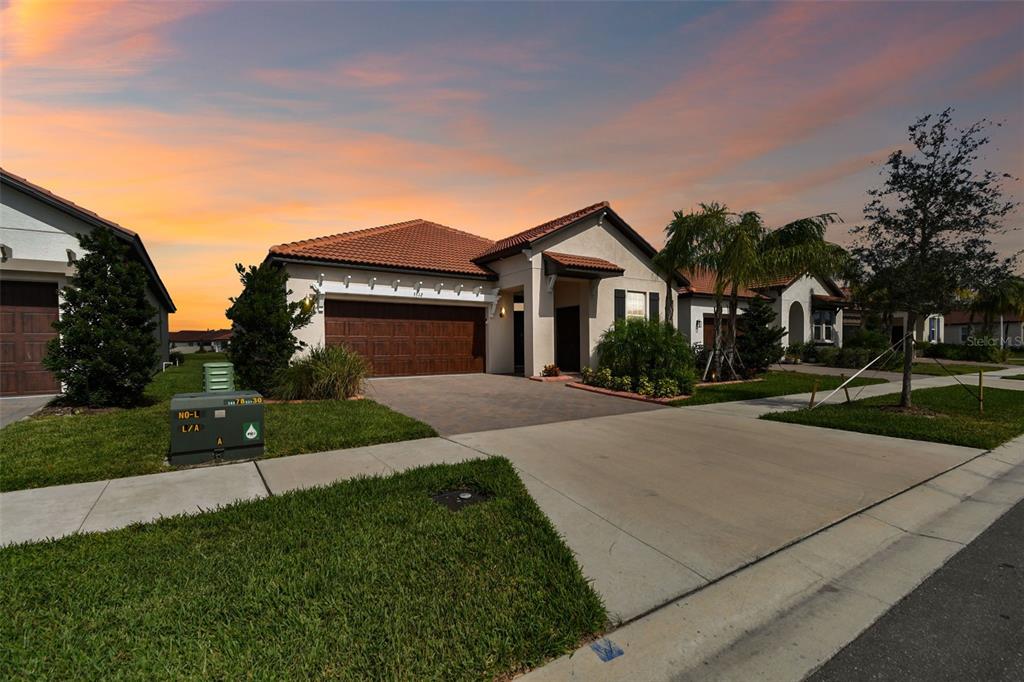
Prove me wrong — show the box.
[852,109,1019,408]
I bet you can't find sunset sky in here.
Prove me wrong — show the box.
[2,0,1022,330]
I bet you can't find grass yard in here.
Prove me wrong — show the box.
[0,458,606,680]
[0,354,435,491]
[762,385,1024,449]
[1000,374,1024,380]
[909,362,1004,376]
[671,370,887,407]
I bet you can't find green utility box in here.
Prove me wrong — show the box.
[203,362,235,392]
[169,390,264,465]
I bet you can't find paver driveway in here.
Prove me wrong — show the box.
[365,373,663,435]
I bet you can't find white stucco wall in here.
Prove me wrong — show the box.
[522,214,664,374]
[1,184,170,363]
[773,275,843,348]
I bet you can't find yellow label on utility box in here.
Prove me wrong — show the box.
[180,423,202,433]
[177,410,200,420]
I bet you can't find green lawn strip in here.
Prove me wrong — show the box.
[999,374,1024,380]
[671,371,888,407]
[0,458,606,680]
[762,385,1023,450]
[0,353,435,491]
[909,362,1004,376]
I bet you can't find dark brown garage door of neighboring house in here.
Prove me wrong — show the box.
[0,281,61,396]
[325,300,485,377]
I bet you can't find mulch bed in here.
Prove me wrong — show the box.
[566,382,687,404]
[34,405,121,418]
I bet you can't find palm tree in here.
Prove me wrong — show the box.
[655,204,728,331]
[969,275,1024,347]
[714,211,847,379]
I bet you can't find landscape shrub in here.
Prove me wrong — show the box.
[541,363,561,377]
[635,376,655,397]
[736,297,786,375]
[272,345,367,400]
[815,346,839,366]
[169,351,185,366]
[922,340,1000,363]
[611,375,633,392]
[594,318,695,389]
[44,226,158,407]
[844,328,889,349]
[226,261,314,395]
[657,376,686,398]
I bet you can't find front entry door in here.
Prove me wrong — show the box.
[555,305,581,372]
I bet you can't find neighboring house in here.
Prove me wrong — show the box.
[0,169,175,396]
[169,329,232,354]
[944,310,1022,348]
[266,202,668,377]
[675,270,848,349]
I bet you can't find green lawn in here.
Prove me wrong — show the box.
[0,354,435,491]
[910,362,1004,376]
[762,385,1024,449]
[671,371,888,407]
[0,458,606,680]
[1000,374,1024,380]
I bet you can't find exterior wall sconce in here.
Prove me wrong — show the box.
[695,320,702,329]
[368,276,377,290]
[343,274,351,288]
[66,249,77,266]
[435,282,444,293]
[414,281,423,294]
[392,279,401,291]
[499,305,506,318]
[0,244,9,262]
[454,283,464,295]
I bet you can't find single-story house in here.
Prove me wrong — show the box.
[675,270,851,349]
[169,329,232,354]
[0,169,175,396]
[943,310,1022,348]
[267,202,669,377]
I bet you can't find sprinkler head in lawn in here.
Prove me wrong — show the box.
[432,488,493,511]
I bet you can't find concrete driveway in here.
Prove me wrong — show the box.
[451,408,984,621]
[365,373,663,435]
[0,395,53,429]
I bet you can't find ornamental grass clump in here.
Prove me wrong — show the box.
[273,345,367,400]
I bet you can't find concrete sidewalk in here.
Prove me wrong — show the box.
[686,368,1024,419]
[0,437,479,546]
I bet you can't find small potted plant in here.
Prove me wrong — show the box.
[541,363,561,377]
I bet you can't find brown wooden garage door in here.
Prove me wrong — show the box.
[0,281,61,396]
[325,300,485,376]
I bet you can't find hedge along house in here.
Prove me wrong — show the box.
[0,169,176,396]
[266,202,669,377]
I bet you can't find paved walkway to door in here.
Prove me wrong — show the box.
[365,373,664,435]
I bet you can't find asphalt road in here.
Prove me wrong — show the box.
[808,497,1024,681]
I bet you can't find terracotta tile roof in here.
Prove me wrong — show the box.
[812,294,846,305]
[677,268,760,298]
[269,219,497,277]
[752,273,800,289]
[544,251,624,273]
[944,309,1021,324]
[0,167,175,311]
[475,201,610,261]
